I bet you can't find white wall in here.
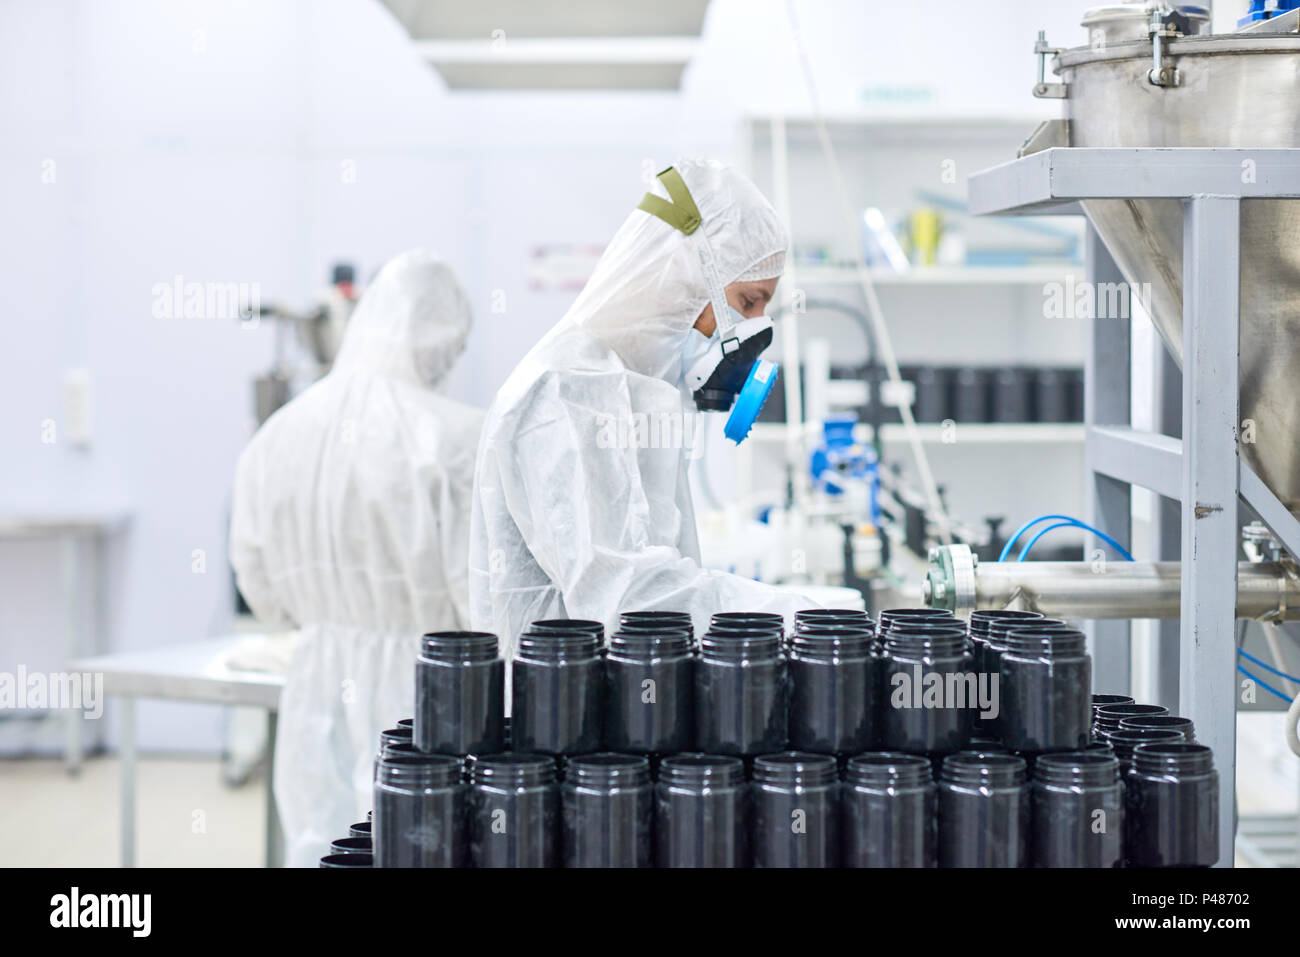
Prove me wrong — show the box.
[1,0,1158,751]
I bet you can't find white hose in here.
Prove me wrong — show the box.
[1286,687,1300,759]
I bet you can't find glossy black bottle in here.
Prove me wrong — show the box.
[695,630,788,756]
[752,752,840,868]
[562,754,653,868]
[842,752,936,868]
[512,630,603,755]
[655,753,749,868]
[788,626,877,754]
[469,754,560,868]
[372,752,466,868]
[937,754,1030,868]
[1031,751,1123,868]
[415,631,505,756]
[1125,744,1219,867]
[603,630,694,754]
[999,627,1092,754]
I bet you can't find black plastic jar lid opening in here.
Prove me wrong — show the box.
[789,628,874,658]
[1118,715,1195,736]
[968,609,1043,638]
[658,753,746,787]
[375,753,463,787]
[607,631,694,659]
[1095,703,1168,727]
[320,853,373,867]
[420,630,500,662]
[382,741,422,756]
[699,632,782,660]
[517,631,602,660]
[348,821,371,835]
[711,611,783,624]
[527,619,604,640]
[396,718,413,728]
[883,629,967,657]
[621,610,692,623]
[1034,751,1120,786]
[845,752,933,788]
[1001,627,1087,656]
[329,836,372,853]
[1132,742,1216,775]
[614,621,694,639]
[1106,728,1185,752]
[471,753,558,786]
[1091,693,1135,710]
[988,618,1064,643]
[879,608,954,621]
[566,752,651,787]
[380,726,413,740]
[940,753,1028,787]
[753,751,839,787]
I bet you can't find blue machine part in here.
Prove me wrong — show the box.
[1240,0,1300,25]
[724,359,779,445]
[809,414,881,523]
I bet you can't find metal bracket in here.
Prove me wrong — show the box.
[1033,31,1068,99]
[1148,8,1191,87]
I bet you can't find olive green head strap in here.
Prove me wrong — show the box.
[637,166,702,236]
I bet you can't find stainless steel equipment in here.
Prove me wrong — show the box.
[924,543,1300,621]
[1030,4,1300,514]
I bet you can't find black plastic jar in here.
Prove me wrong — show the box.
[655,753,749,868]
[695,630,788,757]
[320,853,373,868]
[348,821,371,839]
[937,754,1030,868]
[603,630,694,754]
[1107,727,1186,777]
[1118,714,1195,741]
[621,610,693,634]
[1125,743,1219,868]
[1094,702,1168,740]
[999,627,1091,754]
[561,753,653,868]
[372,752,466,868]
[1090,693,1134,733]
[468,754,560,868]
[512,630,603,755]
[878,627,973,755]
[843,752,936,868]
[528,618,605,641]
[970,610,1039,673]
[415,631,505,756]
[1030,751,1123,868]
[379,725,413,756]
[879,608,955,631]
[752,752,840,868]
[788,627,877,754]
[329,836,372,856]
[984,617,1062,677]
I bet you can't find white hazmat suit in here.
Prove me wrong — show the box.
[469,158,818,656]
[230,249,482,867]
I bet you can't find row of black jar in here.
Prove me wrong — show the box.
[409,607,1104,760]
[323,738,1217,868]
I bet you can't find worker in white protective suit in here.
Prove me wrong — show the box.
[230,249,482,867]
[470,158,820,656]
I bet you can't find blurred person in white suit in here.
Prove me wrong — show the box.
[230,249,481,867]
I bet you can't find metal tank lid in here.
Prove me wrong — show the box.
[1081,2,1210,45]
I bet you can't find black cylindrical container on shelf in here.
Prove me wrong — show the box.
[752,752,840,868]
[348,821,371,839]
[999,627,1091,754]
[329,836,372,856]
[695,630,788,757]
[937,754,1030,868]
[1031,751,1123,868]
[878,627,972,756]
[991,367,1032,424]
[952,367,990,423]
[788,626,877,754]
[561,753,653,868]
[603,630,694,755]
[469,753,560,868]
[842,752,935,868]
[1119,714,1195,740]
[655,754,749,868]
[1125,743,1220,868]
[372,752,466,868]
[320,853,373,868]
[1107,727,1185,776]
[512,630,603,755]
[913,366,952,423]
[1034,368,1071,423]
[415,631,505,756]
[1094,703,1168,740]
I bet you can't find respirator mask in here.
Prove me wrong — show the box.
[639,166,781,444]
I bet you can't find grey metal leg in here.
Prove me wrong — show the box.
[1179,195,1241,869]
[1084,226,1133,692]
[265,710,282,868]
[121,697,136,868]
[62,534,83,773]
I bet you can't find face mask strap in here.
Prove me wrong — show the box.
[638,166,739,350]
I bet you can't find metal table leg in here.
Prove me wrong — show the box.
[265,710,282,868]
[121,697,136,867]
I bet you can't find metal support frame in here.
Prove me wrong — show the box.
[969,147,1300,868]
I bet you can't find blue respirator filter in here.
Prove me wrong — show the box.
[724,360,780,445]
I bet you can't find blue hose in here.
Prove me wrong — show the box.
[1004,515,1135,563]
[1237,664,1295,704]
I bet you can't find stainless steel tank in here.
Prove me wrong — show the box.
[1030,5,1300,513]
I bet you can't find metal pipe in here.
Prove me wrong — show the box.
[924,544,1300,621]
